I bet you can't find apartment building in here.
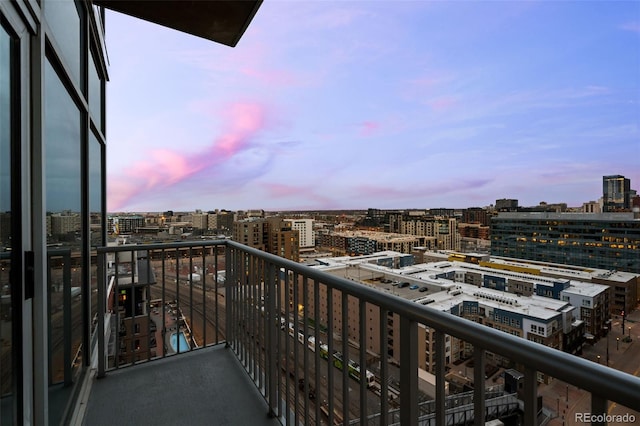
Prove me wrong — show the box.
[232,217,300,261]
[388,213,461,251]
[319,230,434,255]
[284,218,315,248]
[286,251,590,377]
[490,212,640,274]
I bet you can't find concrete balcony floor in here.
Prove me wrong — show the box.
[82,345,280,426]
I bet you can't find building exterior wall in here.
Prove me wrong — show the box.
[286,219,315,248]
[491,213,640,274]
[603,175,631,212]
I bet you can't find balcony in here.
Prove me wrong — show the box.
[74,240,640,425]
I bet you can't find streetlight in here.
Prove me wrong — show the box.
[596,355,601,364]
[629,326,632,338]
[617,337,620,350]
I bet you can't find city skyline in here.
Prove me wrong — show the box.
[106,1,639,212]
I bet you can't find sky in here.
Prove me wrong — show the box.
[105,1,640,213]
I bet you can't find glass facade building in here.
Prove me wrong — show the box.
[602,175,631,212]
[491,212,640,274]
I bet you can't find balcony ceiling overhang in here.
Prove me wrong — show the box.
[93,0,262,47]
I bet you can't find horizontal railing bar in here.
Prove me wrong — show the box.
[96,240,226,254]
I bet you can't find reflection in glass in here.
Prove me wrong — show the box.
[44,0,81,87]
[89,132,103,335]
[89,51,102,132]
[44,58,83,425]
[0,23,14,424]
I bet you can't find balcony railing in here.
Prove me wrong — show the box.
[94,240,640,426]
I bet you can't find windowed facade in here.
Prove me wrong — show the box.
[491,212,640,274]
[0,0,107,423]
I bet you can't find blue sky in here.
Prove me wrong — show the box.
[105,1,640,212]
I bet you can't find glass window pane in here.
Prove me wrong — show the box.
[44,0,81,86]
[44,58,83,424]
[0,23,14,425]
[89,51,102,131]
[89,131,103,335]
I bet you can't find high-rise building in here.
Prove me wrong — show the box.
[603,175,631,212]
[495,199,519,212]
[284,218,315,248]
[232,217,300,261]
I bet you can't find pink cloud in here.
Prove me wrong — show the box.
[108,101,269,211]
[359,121,380,137]
[620,22,640,33]
[429,96,457,111]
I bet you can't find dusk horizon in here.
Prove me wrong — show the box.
[106,1,639,212]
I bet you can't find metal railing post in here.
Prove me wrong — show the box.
[267,262,277,417]
[225,244,232,348]
[524,367,538,426]
[400,316,418,426]
[591,394,607,426]
[97,249,106,378]
[473,348,485,426]
[435,330,446,426]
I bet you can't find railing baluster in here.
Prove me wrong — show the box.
[380,308,389,426]
[114,254,120,369]
[293,271,300,426]
[284,268,291,426]
[188,246,193,351]
[213,246,218,345]
[435,330,446,426]
[251,254,257,379]
[327,287,335,426]
[267,261,277,417]
[97,249,106,378]
[359,299,367,425]
[523,367,538,426]
[342,291,350,426]
[314,279,321,425]
[201,246,207,347]
[225,245,232,349]
[146,251,152,361]
[473,348,486,426]
[161,249,166,359]
[303,275,309,425]
[275,266,283,419]
[174,247,180,356]
[591,394,607,426]
[400,315,418,426]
